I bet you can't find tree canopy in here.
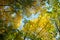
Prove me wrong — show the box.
[0,0,60,40]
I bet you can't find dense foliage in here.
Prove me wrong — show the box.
[0,0,60,40]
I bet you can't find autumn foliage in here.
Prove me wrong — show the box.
[0,0,60,40]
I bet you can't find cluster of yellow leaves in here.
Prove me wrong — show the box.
[12,15,22,29]
[23,13,56,40]
[0,6,22,29]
